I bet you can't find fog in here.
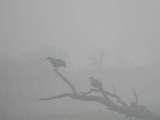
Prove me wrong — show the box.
[1,1,160,120]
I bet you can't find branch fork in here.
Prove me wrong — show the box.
[39,68,160,120]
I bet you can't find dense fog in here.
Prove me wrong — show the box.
[1,1,160,120]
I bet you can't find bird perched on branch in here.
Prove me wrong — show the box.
[46,57,66,68]
[90,77,103,88]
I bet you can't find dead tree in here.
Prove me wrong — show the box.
[88,49,107,72]
[39,59,160,120]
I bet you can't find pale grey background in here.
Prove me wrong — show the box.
[1,1,160,120]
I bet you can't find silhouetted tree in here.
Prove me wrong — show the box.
[40,59,160,120]
[88,49,107,74]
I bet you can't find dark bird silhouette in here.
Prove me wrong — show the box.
[46,57,66,68]
[90,77,103,88]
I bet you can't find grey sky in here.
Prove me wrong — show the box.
[1,0,160,69]
[1,1,160,119]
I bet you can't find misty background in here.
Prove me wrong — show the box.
[1,0,160,120]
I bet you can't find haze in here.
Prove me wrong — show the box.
[1,1,160,120]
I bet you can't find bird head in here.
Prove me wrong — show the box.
[46,57,66,68]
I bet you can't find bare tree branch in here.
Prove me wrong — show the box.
[80,86,129,107]
[80,88,99,95]
[53,68,78,94]
[88,49,107,70]
[40,59,160,120]
[39,93,72,100]
[134,89,138,105]
[39,92,108,106]
[110,86,129,107]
